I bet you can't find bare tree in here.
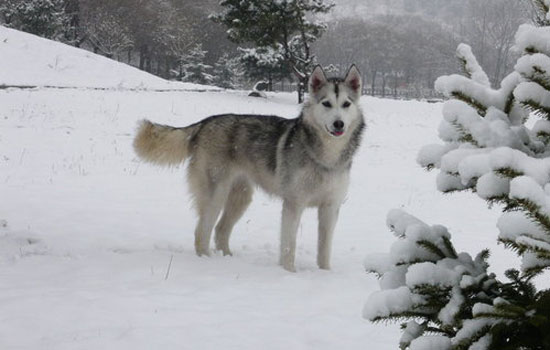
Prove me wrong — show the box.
[461,0,527,86]
[83,10,133,59]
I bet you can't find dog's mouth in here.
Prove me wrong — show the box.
[326,126,345,137]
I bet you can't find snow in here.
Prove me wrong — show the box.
[0,27,514,349]
[452,319,495,345]
[362,287,423,320]
[400,321,425,348]
[405,262,460,288]
[515,53,550,82]
[409,336,451,350]
[438,286,464,326]
[434,72,521,114]
[514,81,550,111]
[0,25,216,91]
[469,334,492,350]
[475,172,510,199]
[515,24,550,55]
[456,44,490,87]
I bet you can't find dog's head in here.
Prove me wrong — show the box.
[304,65,362,138]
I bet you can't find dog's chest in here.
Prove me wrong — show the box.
[288,166,350,206]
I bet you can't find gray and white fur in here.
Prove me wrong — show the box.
[133,65,365,272]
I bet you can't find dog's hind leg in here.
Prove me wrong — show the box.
[214,177,253,256]
[279,200,305,272]
[317,203,340,270]
[189,163,231,257]
[193,186,228,257]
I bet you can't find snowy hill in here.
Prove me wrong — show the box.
[0,25,217,90]
[0,28,508,350]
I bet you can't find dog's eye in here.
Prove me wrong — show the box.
[322,101,332,108]
[342,101,351,108]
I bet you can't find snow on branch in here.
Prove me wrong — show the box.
[364,210,501,349]
[369,17,550,350]
[456,44,490,87]
[515,24,550,55]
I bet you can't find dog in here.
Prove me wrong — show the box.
[133,65,365,271]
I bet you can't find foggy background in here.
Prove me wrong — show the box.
[0,0,538,99]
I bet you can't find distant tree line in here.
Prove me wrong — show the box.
[0,0,537,100]
[316,0,529,99]
[0,0,241,87]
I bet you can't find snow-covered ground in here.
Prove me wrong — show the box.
[0,27,511,349]
[0,26,216,91]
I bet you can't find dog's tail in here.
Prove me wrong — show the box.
[133,119,194,166]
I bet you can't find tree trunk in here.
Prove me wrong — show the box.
[139,47,145,70]
[297,77,306,104]
[370,71,377,96]
[145,56,152,72]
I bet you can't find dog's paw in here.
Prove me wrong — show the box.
[317,257,331,270]
[195,248,211,257]
[221,249,233,257]
[215,243,233,256]
[281,263,296,273]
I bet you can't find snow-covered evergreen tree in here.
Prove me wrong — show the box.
[238,45,291,91]
[529,0,550,27]
[365,9,550,350]
[180,44,214,86]
[0,0,69,40]
[211,53,241,89]
[211,0,334,102]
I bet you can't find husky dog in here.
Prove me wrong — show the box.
[133,65,365,271]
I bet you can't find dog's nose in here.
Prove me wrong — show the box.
[333,120,345,130]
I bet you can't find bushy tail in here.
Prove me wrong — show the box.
[133,119,192,166]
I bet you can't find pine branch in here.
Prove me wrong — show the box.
[370,311,434,324]
[453,324,493,350]
[498,237,526,255]
[536,131,550,145]
[396,258,436,266]
[486,194,510,208]
[365,268,384,279]
[458,57,472,80]
[413,284,453,306]
[494,167,524,179]
[530,66,550,92]
[476,248,491,262]
[450,91,487,117]
[514,240,550,259]
[416,239,448,259]
[522,264,549,278]
[520,99,550,120]
[503,92,516,115]
[502,268,538,302]
[442,236,459,259]
[525,46,539,55]
[424,326,452,335]
[505,198,550,233]
[474,310,521,320]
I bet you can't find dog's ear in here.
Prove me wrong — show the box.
[344,65,361,94]
[309,65,327,93]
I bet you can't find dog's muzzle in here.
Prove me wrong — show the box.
[330,120,345,137]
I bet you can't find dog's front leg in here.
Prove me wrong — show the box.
[279,200,305,272]
[317,203,340,270]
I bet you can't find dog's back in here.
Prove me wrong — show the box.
[134,113,296,193]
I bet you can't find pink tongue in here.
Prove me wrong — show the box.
[333,131,344,136]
